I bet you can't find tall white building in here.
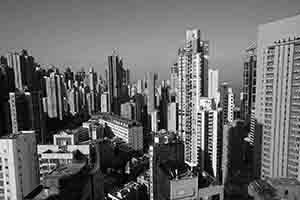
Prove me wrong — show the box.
[190,97,221,179]
[151,109,159,133]
[167,102,178,132]
[176,29,209,166]
[220,83,234,125]
[0,131,39,200]
[100,92,109,113]
[255,14,300,180]
[170,63,178,94]
[208,69,220,106]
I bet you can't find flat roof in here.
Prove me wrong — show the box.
[159,160,196,180]
[268,177,300,186]
[0,131,35,139]
[48,162,86,178]
[92,112,142,127]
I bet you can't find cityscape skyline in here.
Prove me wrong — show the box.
[1,0,300,94]
[2,2,300,199]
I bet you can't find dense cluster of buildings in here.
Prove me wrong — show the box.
[1,11,300,200]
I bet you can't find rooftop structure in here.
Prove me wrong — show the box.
[248,178,300,200]
[92,112,142,128]
[107,181,148,200]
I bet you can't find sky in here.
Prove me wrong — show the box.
[1,0,300,94]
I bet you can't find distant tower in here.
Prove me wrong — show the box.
[107,53,128,114]
[44,72,64,120]
[146,72,158,114]
[241,43,257,122]
[220,82,234,125]
[6,50,35,91]
[170,63,178,94]
[208,69,219,106]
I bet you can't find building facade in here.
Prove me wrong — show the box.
[241,43,257,122]
[220,83,234,125]
[0,131,40,200]
[208,69,219,106]
[95,113,143,151]
[255,14,300,180]
[176,29,209,166]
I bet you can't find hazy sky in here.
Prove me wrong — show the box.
[1,0,300,92]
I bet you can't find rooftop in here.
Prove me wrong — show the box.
[248,178,300,199]
[154,130,182,144]
[108,181,144,199]
[48,162,86,178]
[92,112,142,127]
[0,131,35,140]
[269,177,300,186]
[159,160,196,180]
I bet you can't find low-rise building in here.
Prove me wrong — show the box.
[92,113,143,151]
[38,144,90,180]
[248,178,300,200]
[107,181,148,200]
[24,161,104,200]
[158,161,199,200]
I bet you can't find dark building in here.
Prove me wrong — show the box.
[248,178,300,200]
[6,49,36,91]
[157,161,198,200]
[158,82,169,130]
[9,92,33,134]
[25,139,104,200]
[107,181,148,200]
[30,91,46,144]
[0,63,15,136]
[222,120,248,185]
[8,91,46,142]
[64,67,74,89]
[24,161,104,200]
[241,43,256,123]
[146,72,158,114]
[149,131,185,200]
[107,53,129,114]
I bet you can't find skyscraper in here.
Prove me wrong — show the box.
[151,109,159,133]
[9,92,32,134]
[146,72,158,114]
[0,63,14,137]
[208,69,219,106]
[8,91,45,143]
[44,72,64,120]
[241,43,257,122]
[88,67,97,113]
[167,102,178,132]
[170,63,178,94]
[27,91,46,144]
[222,121,248,185]
[6,50,35,91]
[158,81,169,130]
[136,79,144,94]
[176,29,209,166]
[0,131,40,200]
[100,92,109,113]
[149,131,185,200]
[255,14,300,180]
[189,97,222,179]
[220,82,234,125]
[107,53,129,114]
[121,101,136,120]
